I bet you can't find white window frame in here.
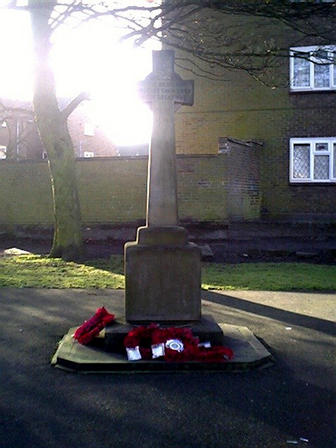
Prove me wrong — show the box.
[84,123,95,136]
[83,151,94,158]
[290,45,336,91]
[0,145,6,159]
[290,137,336,183]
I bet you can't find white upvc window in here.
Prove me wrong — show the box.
[83,151,94,158]
[0,145,6,159]
[290,45,336,91]
[84,122,95,136]
[290,138,336,183]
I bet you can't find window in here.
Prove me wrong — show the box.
[84,123,95,136]
[83,151,94,158]
[0,145,6,159]
[290,45,336,91]
[290,138,336,183]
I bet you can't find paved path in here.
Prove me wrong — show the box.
[0,288,334,448]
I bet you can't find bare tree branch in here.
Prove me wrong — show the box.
[5,1,336,86]
[61,91,90,118]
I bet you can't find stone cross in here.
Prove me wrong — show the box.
[124,50,199,323]
[138,50,194,227]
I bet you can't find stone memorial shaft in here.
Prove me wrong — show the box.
[145,51,193,228]
[124,50,201,323]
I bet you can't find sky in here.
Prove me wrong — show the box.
[0,6,158,145]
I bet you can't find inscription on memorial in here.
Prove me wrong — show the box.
[138,50,194,106]
[139,81,194,104]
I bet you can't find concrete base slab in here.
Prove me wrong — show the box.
[51,324,273,373]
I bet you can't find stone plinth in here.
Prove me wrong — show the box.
[52,323,273,373]
[125,228,201,322]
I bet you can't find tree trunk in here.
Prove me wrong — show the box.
[5,119,17,160]
[48,138,84,261]
[29,0,84,260]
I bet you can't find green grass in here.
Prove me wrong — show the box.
[0,255,335,291]
[0,255,124,289]
[202,262,336,291]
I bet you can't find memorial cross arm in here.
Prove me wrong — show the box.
[138,50,194,107]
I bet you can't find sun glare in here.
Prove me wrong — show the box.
[0,8,158,146]
[0,10,34,100]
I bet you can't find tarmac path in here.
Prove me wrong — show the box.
[0,288,334,448]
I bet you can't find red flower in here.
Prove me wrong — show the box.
[124,323,159,349]
[139,347,152,360]
[74,307,115,345]
[124,323,234,363]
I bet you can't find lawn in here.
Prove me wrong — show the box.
[0,255,124,289]
[202,262,336,291]
[0,254,335,291]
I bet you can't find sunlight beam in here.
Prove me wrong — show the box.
[0,6,159,147]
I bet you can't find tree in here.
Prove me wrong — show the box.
[4,0,156,261]
[4,0,155,260]
[3,0,90,260]
[28,0,91,260]
[4,0,335,260]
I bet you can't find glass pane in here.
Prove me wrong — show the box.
[293,144,310,178]
[315,142,328,151]
[313,49,329,61]
[333,144,336,178]
[329,50,336,86]
[314,63,330,88]
[314,155,329,180]
[293,56,310,87]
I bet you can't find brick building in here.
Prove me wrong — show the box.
[0,99,118,160]
[172,16,336,224]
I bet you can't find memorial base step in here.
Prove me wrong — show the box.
[51,323,273,373]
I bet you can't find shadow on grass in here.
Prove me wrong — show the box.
[84,256,124,276]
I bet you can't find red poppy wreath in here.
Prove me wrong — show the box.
[124,323,234,362]
[73,307,115,345]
